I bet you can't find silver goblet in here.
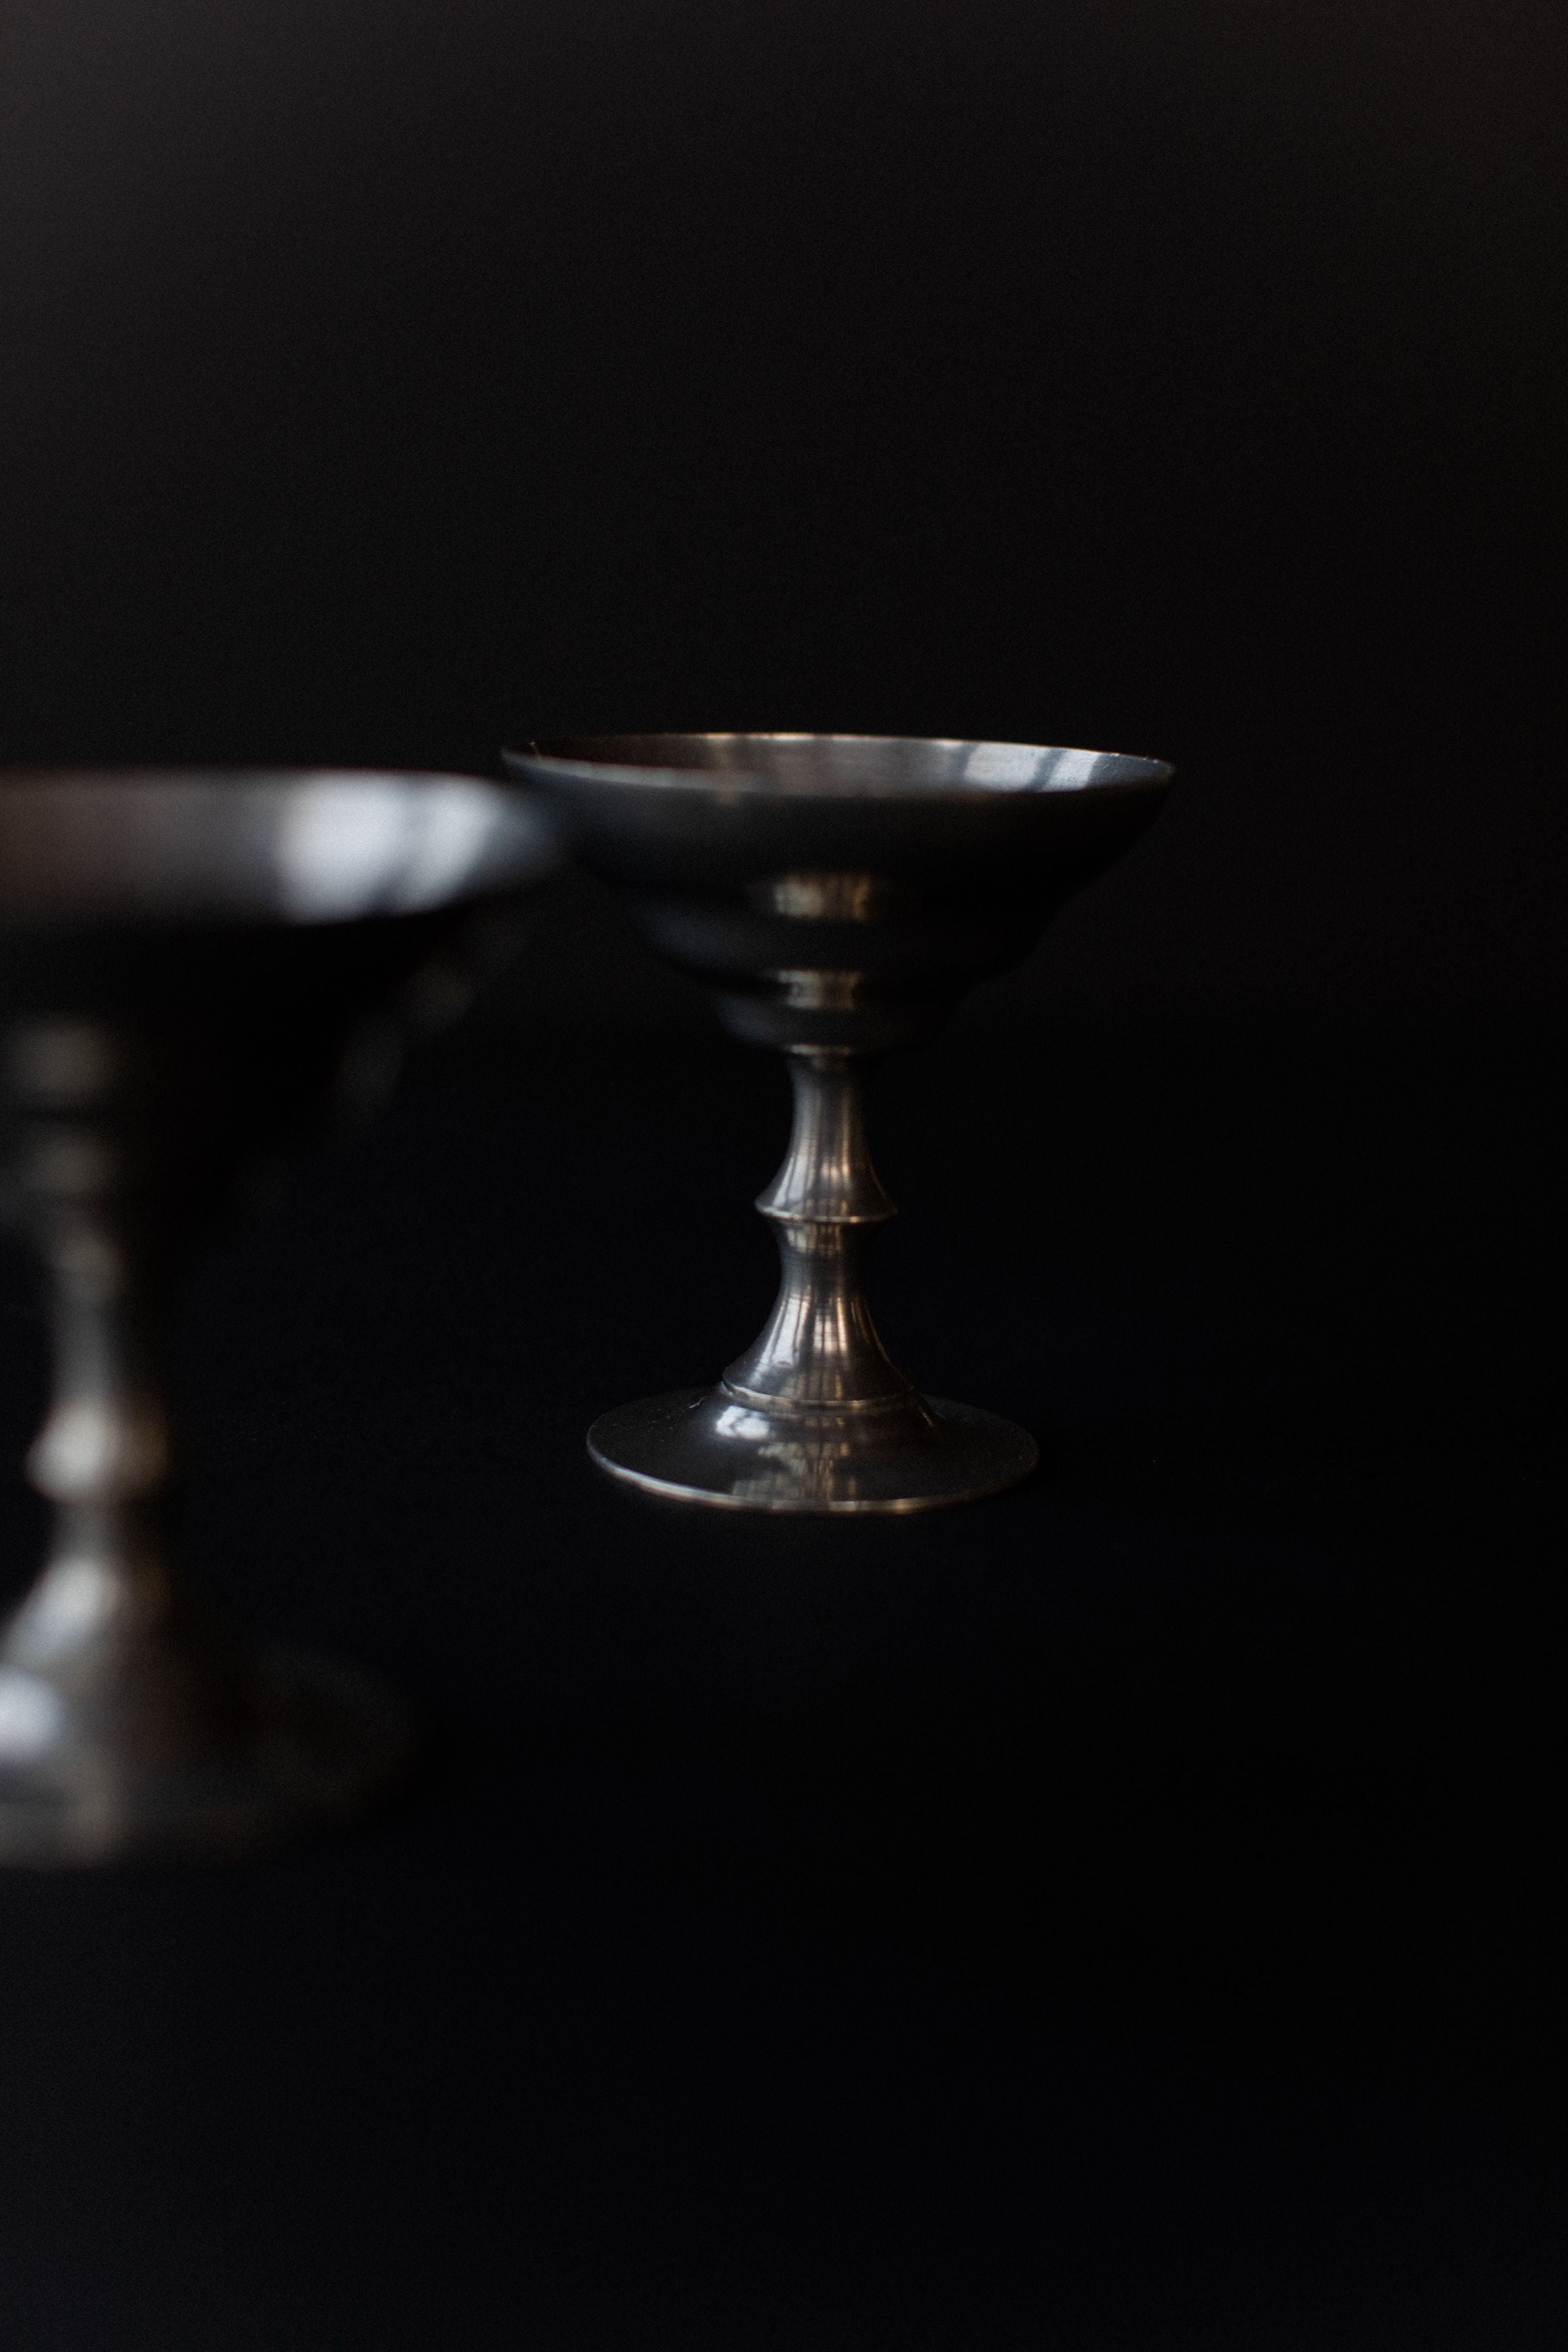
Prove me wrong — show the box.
[0,770,555,1865]
[503,734,1171,1514]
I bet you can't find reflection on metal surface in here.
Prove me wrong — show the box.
[504,732,1173,1512]
[276,776,512,919]
[768,970,868,1013]
[751,871,917,922]
[0,768,556,1866]
[724,1048,904,1409]
[587,1387,1037,1514]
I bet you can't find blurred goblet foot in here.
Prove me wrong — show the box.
[0,1636,414,1869]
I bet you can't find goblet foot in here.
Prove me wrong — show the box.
[587,1386,1037,1514]
[0,1644,415,1869]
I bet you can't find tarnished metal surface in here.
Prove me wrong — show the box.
[504,734,1171,1512]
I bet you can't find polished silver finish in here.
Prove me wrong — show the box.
[504,733,1172,1513]
[0,770,556,1865]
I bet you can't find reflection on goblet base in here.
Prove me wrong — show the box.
[0,1644,414,1869]
[587,1386,1037,1514]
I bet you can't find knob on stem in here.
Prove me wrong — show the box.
[723,1049,911,1410]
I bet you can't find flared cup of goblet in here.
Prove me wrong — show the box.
[503,734,1171,1513]
[0,770,556,1865]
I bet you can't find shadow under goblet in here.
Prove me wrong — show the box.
[0,770,555,1866]
[504,734,1171,1513]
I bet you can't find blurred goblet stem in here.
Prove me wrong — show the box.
[4,1172,223,1737]
[722,1048,913,1412]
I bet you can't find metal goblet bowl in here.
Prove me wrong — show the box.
[0,770,557,1866]
[502,733,1173,1514]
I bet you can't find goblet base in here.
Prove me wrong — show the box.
[587,1386,1037,1514]
[0,1645,415,1870]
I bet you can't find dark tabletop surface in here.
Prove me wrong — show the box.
[1,877,1562,2351]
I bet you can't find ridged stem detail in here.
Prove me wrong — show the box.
[723,1048,913,1410]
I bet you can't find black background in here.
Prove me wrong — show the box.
[2,4,1566,2344]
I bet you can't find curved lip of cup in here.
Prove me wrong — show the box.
[0,768,559,927]
[504,733,1174,806]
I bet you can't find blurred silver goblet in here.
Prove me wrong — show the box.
[504,734,1171,1514]
[0,770,555,1865]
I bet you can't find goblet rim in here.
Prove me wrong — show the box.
[505,732,1173,802]
[0,764,502,798]
[0,766,557,926]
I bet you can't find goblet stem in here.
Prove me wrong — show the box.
[0,1085,410,1867]
[8,1182,214,1731]
[723,1049,913,1409]
[582,1034,1037,1508]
